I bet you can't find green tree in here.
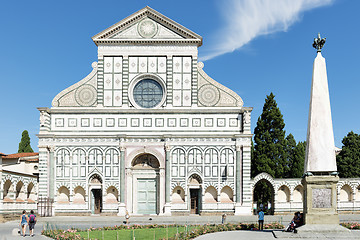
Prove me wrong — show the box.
[337,131,360,178]
[252,93,287,178]
[18,130,34,153]
[284,134,306,178]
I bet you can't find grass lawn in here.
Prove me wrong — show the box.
[77,226,196,240]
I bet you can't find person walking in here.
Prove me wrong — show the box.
[258,208,265,231]
[125,210,130,224]
[221,213,227,224]
[20,210,28,237]
[28,210,37,237]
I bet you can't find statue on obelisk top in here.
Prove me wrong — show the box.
[312,33,326,52]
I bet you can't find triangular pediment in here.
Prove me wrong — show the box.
[92,6,202,46]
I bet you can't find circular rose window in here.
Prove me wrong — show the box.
[133,79,163,108]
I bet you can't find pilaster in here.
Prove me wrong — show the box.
[164,141,172,215]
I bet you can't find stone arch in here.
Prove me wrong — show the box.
[15,181,26,202]
[73,186,86,204]
[219,147,235,164]
[277,185,290,203]
[171,182,186,192]
[105,186,118,204]
[3,179,13,200]
[56,148,71,165]
[88,148,104,165]
[340,184,353,202]
[71,148,87,165]
[126,147,164,168]
[220,186,234,203]
[131,153,160,169]
[187,147,204,165]
[27,182,36,202]
[188,173,203,185]
[104,147,120,165]
[203,147,219,164]
[57,186,70,204]
[204,186,217,203]
[89,173,103,184]
[293,185,304,202]
[171,186,185,203]
[252,173,275,214]
[252,173,275,191]
[170,147,186,165]
[355,184,360,202]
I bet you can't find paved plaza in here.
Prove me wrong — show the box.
[0,214,360,239]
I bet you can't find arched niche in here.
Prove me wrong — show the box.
[220,186,234,203]
[73,186,86,204]
[3,180,13,200]
[171,186,185,204]
[58,186,70,204]
[293,185,303,202]
[16,181,26,201]
[27,182,36,202]
[340,185,352,202]
[356,186,360,201]
[204,186,217,203]
[277,185,290,203]
[105,186,119,204]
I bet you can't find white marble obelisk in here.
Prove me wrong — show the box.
[299,34,345,229]
[304,42,337,173]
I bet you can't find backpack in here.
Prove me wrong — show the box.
[29,214,35,223]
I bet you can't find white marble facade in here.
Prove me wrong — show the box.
[37,7,252,216]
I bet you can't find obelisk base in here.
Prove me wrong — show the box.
[302,175,339,224]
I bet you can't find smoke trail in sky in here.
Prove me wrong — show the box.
[200,0,334,61]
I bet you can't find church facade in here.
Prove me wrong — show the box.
[37,7,253,216]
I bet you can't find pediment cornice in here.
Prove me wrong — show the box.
[92,6,202,46]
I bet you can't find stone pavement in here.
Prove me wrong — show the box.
[0,214,359,239]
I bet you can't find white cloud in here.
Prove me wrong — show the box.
[199,0,334,61]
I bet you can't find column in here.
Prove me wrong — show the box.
[48,146,55,199]
[235,144,242,203]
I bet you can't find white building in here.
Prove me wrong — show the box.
[0,152,38,215]
[37,7,253,216]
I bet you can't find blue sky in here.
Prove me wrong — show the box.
[0,0,358,154]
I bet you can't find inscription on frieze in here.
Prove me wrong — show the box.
[312,188,332,208]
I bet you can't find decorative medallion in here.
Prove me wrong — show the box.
[137,19,158,38]
[75,84,97,106]
[198,84,220,106]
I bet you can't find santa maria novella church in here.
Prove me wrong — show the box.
[37,6,253,216]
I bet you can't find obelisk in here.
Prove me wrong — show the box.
[300,34,345,230]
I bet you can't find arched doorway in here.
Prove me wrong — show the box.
[253,179,275,215]
[131,154,160,214]
[188,174,202,214]
[89,174,102,214]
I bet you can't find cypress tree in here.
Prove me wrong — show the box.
[18,130,34,153]
[337,131,360,178]
[292,141,305,178]
[285,133,305,178]
[252,93,287,178]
